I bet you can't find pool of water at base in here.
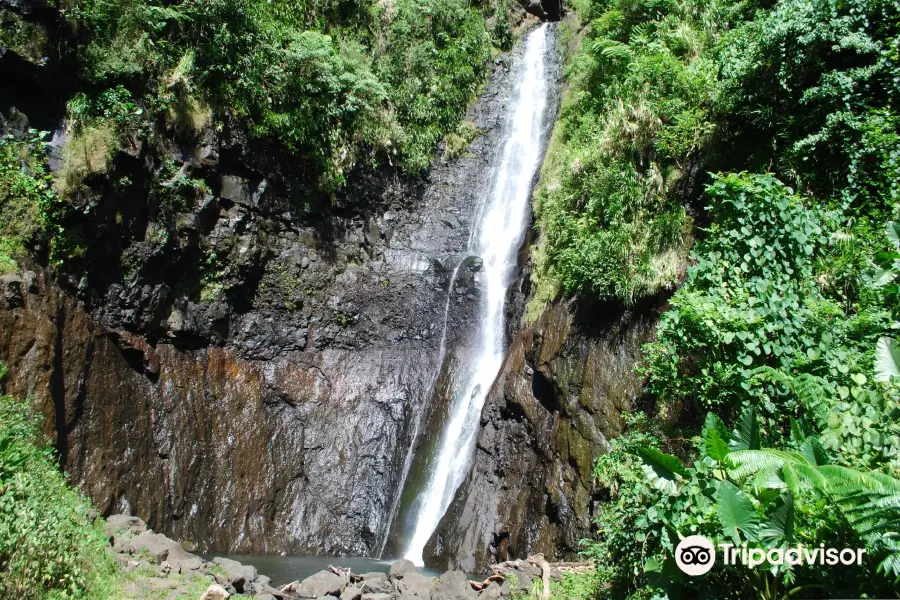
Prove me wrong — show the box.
[207,555,443,587]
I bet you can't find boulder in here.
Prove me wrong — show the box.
[388,560,417,579]
[212,557,257,593]
[165,544,204,573]
[340,586,363,600]
[360,572,392,595]
[125,531,179,563]
[253,583,284,598]
[361,595,393,600]
[199,584,231,600]
[435,570,476,600]
[479,581,503,600]
[294,570,346,598]
[104,514,147,540]
[395,571,435,599]
[249,574,275,594]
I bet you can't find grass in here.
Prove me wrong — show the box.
[56,124,118,196]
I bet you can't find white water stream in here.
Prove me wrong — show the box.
[403,23,553,565]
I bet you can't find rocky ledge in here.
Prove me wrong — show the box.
[105,514,280,598]
[279,557,588,600]
[104,514,589,599]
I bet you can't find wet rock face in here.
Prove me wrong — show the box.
[0,26,531,556]
[516,0,563,22]
[423,298,666,572]
[0,269,439,555]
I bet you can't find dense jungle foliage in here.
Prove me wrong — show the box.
[531,0,900,597]
[0,0,512,281]
[0,364,120,598]
[61,0,505,187]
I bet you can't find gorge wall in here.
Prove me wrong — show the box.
[0,0,658,571]
[422,297,664,571]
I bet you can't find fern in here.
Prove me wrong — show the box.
[589,38,633,61]
[749,367,833,420]
[728,444,900,578]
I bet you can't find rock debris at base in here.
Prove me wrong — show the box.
[105,515,578,599]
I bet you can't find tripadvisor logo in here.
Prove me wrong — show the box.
[675,535,867,575]
[676,536,716,575]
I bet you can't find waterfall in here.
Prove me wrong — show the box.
[402,23,553,565]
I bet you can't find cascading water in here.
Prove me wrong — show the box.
[402,23,554,565]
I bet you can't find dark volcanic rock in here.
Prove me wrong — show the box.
[293,570,347,598]
[423,298,665,572]
[0,25,536,559]
[434,570,478,600]
[388,560,417,580]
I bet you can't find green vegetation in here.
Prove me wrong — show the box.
[0,367,120,598]
[531,0,900,310]
[0,9,48,62]
[444,120,484,159]
[58,0,505,190]
[0,134,71,273]
[586,214,900,598]
[541,0,900,596]
[255,259,304,311]
[531,0,724,307]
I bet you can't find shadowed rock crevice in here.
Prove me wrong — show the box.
[530,367,559,415]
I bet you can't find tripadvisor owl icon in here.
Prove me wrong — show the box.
[675,535,716,576]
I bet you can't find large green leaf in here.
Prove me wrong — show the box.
[760,490,794,545]
[637,447,688,480]
[789,417,806,444]
[730,407,760,451]
[717,480,759,544]
[887,221,900,249]
[643,554,683,586]
[875,337,900,382]
[799,436,829,467]
[702,413,730,461]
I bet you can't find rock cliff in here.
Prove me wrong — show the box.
[0,0,546,556]
[0,0,662,571]
[423,297,666,571]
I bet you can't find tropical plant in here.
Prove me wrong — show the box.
[0,365,120,598]
[595,406,898,599]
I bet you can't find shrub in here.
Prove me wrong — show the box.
[0,382,120,598]
[0,10,49,63]
[643,173,894,426]
[376,0,492,172]
[716,0,900,218]
[590,405,900,599]
[0,134,58,274]
[443,120,482,158]
[529,0,724,308]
